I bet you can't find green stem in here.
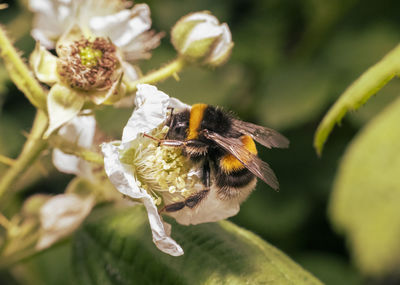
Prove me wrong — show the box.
[0,155,14,166]
[0,25,47,110]
[314,43,400,155]
[126,57,187,93]
[0,111,48,200]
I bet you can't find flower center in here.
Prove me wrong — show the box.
[121,126,200,206]
[79,46,103,67]
[58,37,119,91]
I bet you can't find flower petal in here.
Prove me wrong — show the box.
[121,84,169,143]
[90,4,151,48]
[45,83,85,138]
[29,0,75,48]
[30,43,59,85]
[102,142,184,256]
[52,114,96,177]
[121,84,189,143]
[37,193,94,250]
[166,185,242,226]
[90,72,125,105]
[207,24,234,66]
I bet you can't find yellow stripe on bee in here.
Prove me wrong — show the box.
[220,135,257,173]
[187,103,208,140]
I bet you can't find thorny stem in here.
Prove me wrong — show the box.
[126,57,187,93]
[0,26,47,110]
[0,111,48,201]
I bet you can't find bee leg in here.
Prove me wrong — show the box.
[164,108,175,139]
[162,162,211,212]
[185,189,209,208]
[163,202,186,212]
[185,161,211,208]
[143,134,186,147]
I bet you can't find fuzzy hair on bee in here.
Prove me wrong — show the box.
[145,103,289,213]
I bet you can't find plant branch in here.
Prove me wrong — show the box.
[0,111,48,200]
[0,25,47,110]
[126,57,187,93]
[0,155,14,166]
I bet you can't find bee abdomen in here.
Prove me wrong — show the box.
[215,169,256,200]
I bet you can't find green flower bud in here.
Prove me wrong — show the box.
[171,11,233,66]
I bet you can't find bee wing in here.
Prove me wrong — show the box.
[203,130,279,190]
[232,119,289,149]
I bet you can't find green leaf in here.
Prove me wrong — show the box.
[45,83,84,138]
[314,43,400,155]
[329,96,400,277]
[73,206,322,285]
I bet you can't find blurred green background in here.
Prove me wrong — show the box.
[1,0,400,284]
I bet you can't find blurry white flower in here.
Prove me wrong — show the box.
[29,0,163,61]
[36,193,95,250]
[102,84,244,256]
[52,113,96,179]
[171,11,233,66]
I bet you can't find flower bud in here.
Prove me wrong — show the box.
[171,11,233,66]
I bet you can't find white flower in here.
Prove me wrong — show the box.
[171,11,233,66]
[30,28,136,136]
[29,0,163,61]
[102,84,244,256]
[52,113,96,179]
[102,84,189,256]
[36,193,95,250]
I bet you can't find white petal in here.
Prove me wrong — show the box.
[102,142,146,199]
[182,22,223,51]
[167,184,242,226]
[208,23,232,61]
[142,199,184,256]
[52,115,96,177]
[121,84,170,143]
[90,4,151,48]
[45,84,85,138]
[102,142,183,256]
[121,84,189,143]
[122,62,140,82]
[53,149,93,177]
[29,0,75,48]
[37,193,94,250]
[183,12,219,25]
[30,43,59,84]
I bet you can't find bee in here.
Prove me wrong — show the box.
[145,103,289,212]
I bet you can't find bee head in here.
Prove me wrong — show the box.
[165,110,190,140]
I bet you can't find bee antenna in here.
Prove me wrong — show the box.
[143,133,161,145]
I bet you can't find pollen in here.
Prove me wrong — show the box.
[124,125,200,207]
[57,37,119,91]
[79,46,103,67]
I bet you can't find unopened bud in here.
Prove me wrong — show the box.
[171,11,233,66]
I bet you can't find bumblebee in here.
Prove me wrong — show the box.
[147,103,289,212]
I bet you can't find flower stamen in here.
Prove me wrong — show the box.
[58,37,119,91]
